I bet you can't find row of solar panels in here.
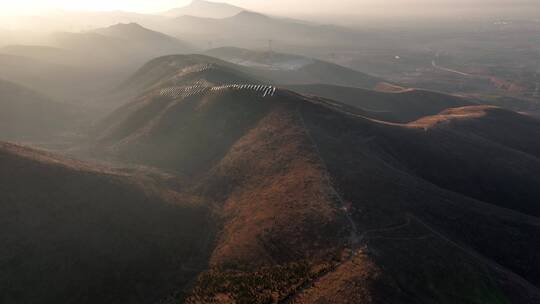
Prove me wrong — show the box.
[160,83,278,99]
[210,84,277,97]
[160,83,208,99]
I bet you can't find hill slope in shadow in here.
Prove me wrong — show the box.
[286,83,473,123]
[0,142,212,304]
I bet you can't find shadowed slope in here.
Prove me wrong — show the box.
[286,83,473,122]
[276,104,540,303]
[411,106,540,158]
[0,142,212,304]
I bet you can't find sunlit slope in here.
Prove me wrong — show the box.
[185,94,540,303]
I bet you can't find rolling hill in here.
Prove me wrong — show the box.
[206,47,383,89]
[85,56,540,303]
[0,142,212,304]
[102,54,264,110]
[105,53,383,111]
[0,24,195,104]
[0,79,79,141]
[94,22,193,54]
[0,23,193,106]
[0,53,131,104]
[49,23,193,69]
[285,83,473,122]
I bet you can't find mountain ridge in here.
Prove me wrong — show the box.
[78,55,540,302]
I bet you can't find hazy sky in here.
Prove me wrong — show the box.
[1,0,539,16]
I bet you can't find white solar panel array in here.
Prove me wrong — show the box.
[210,84,277,97]
[160,82,277,100]
[159,82,209,99]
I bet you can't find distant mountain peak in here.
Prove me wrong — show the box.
[187,0,237,7]
[229,10,269,20]
[99,22,151,34]
[95,22,172,38]
[162,0,244,18]
[109,22,143,28]
[89,22,193,53]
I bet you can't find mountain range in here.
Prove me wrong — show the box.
[1,5,539,303]
[160,10,362,49]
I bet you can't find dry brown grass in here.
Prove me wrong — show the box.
[293,252,382,304]
[408,105,495,128]
[374,82,410,93]
[204,105,344,267]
